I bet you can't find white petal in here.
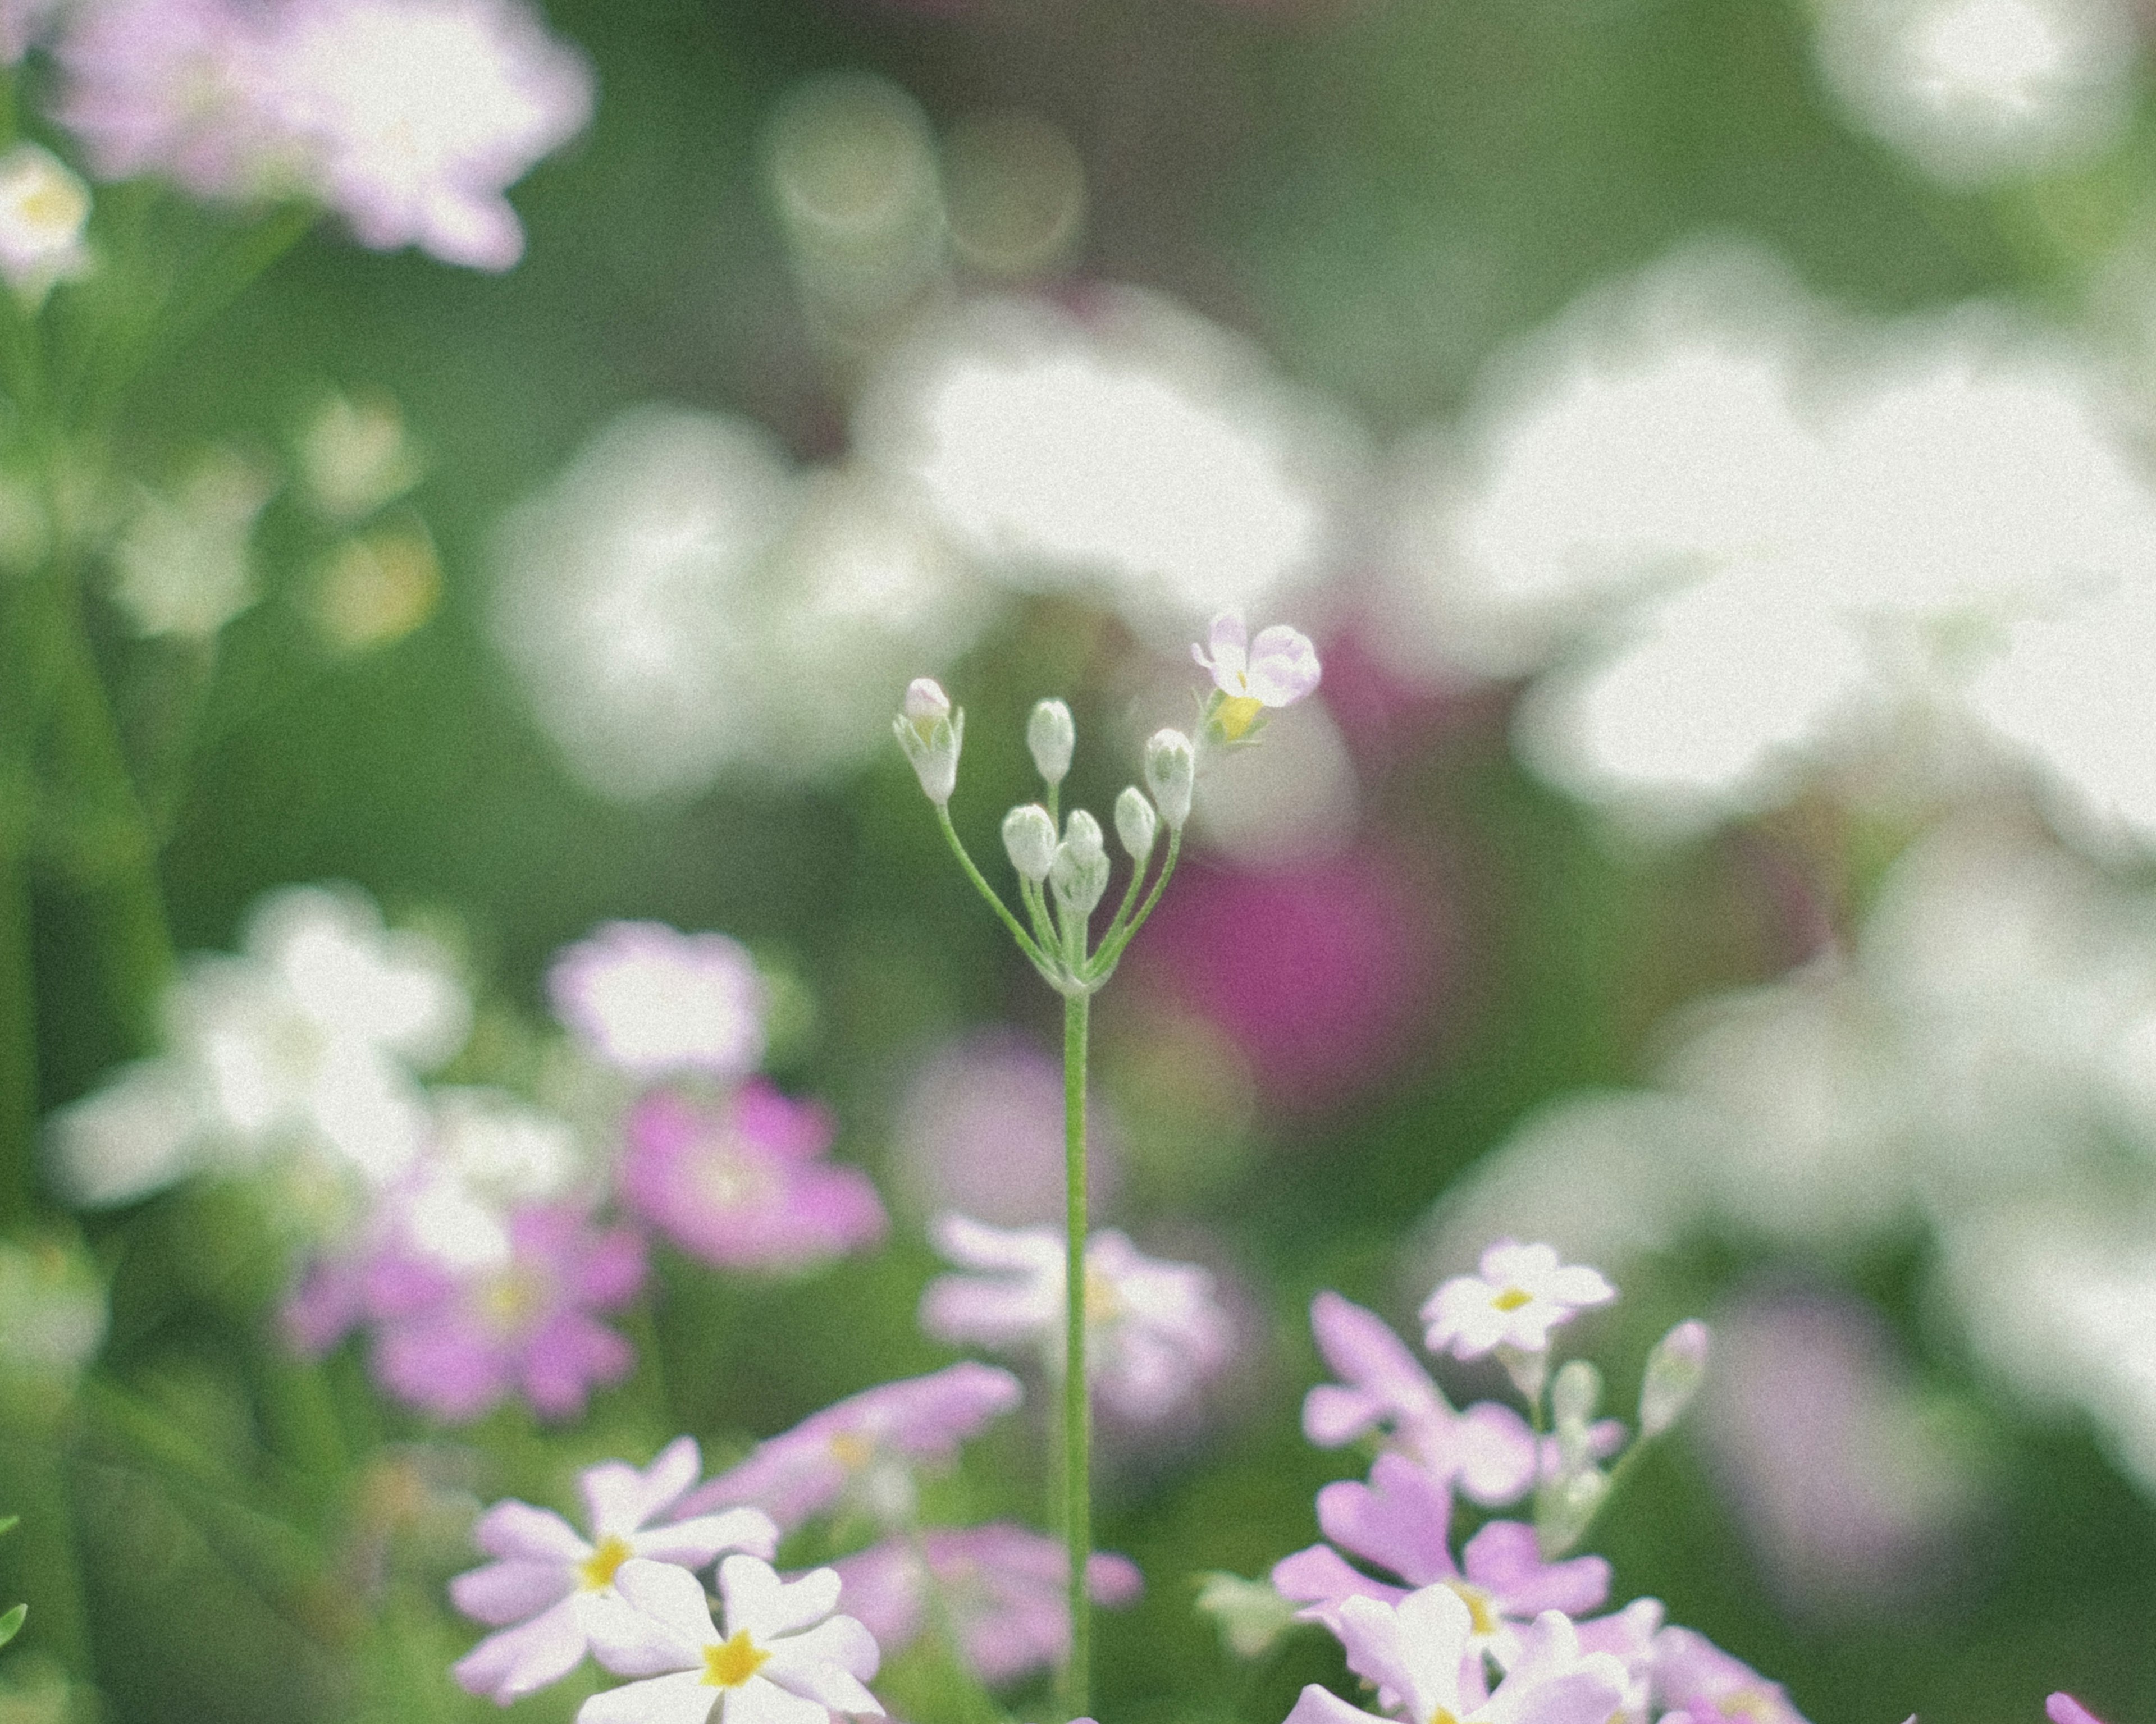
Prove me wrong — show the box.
[580,1671,719,1724]
[720,1556,841,1641]
[583,1436,702,1536]
[637,1507,780,1568]
[614,1558,722,1648]
[764,1613,881,1689]
[725,1677,839,1724]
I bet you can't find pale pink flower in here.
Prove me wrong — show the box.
[0,0,63,62]
[1649,1626,1812,1724]
[828,1525,1141,1687]
[920,1214,1234,1422]
[619,1083,886,1272]
[549,921,766,1082]
[673,1362,1022,1533]
[1193,612,1322,708]
[1421,1240,1615,1360]
[578,1555,882,1724]
[451,1439,779,1704]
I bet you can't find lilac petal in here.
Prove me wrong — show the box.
[1453,1402,1540,1505]
[375,1316,513,1421]
[1303,1383,1386,1447]
[1487,1670,1631,1724]
[581,1436,700,1536]
[637,1507,779,1568]
[1272,1544,1404,1621]
[722,1556,841,1641]
[473,1499,588,1562]
[450,1558,577,1627]
[2050,1699,2109,1724]
[1285,1685,1385,1724]
[1317,1453,1458,1586]
[1246,625,1321,706]
[578,1670,719,1724]
[1461,1521,1610,1617]
[828,1539,920,1649]
[520,1310,634,1418]
[1086,1550,1144,1606]
[453,1598,589,1702]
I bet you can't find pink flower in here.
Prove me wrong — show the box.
[619,1083,887,1273]
[828,1525,1142,1687]
[1193,612,1323,710]
[549,921,766,1082]
[579,1556,882,1724]
[450,1438,778,1703]
[1649,1626,1812,1724]
[672,1362,1022,1534]
[1303,1292,1541,1505]
[1422,1241,1616,1360]
[366,1200,646,1423]
[2049,1698,2109,1724]
[920,1214,1235,1423]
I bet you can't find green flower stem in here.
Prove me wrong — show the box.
[1092,843,1154,957]
[1088,826,1181,976]
[1020,871,1058,956]
[1059,987,1091,1722]
[937,804,1051,971]
[0,1434,92,1681]
[0,828,34,1229]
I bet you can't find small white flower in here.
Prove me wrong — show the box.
[0,143,89,301]
[547,922,766,1082]
[1421,1240,1616,1359]
[579,1554,883,1724]
[108,450,275,639]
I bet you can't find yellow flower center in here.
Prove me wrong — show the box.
[1216,694,1264,742]
[702,1630,770,1689]
[578,1535,633,1591]
[478,1268,546,1332]
[1720,1690,1778,1722]
[1492,1287,1533,1312]
[1427,1708,1461,1724]
[829,1431,875,1470]
[1444,1580,1497,1636]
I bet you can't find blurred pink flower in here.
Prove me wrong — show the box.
[920,1214,1234,1423]
[549,921,766,1081]
[619,1082,887,1273]
[363,1200,645,1422]
[673,1362,1022,1533]
[1650,1627,1812,1724]
[828,1525,1141,1687]
[2049,1697,2109,1724]
[1126,849,1443,1106]
[450,1438,778,1703]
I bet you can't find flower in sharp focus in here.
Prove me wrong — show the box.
[1303,1292,1541,1505]
[619,1083,887,1272]
[0,144,90,302]
[366,1200,645,1422]
[1272,1451,1610,1654]
[451,1439,779,1704]
[1284,1590,1629,1724]
[549,921,767,1083]
[672,1361,1023,1533]
[919,1214,1235,1421]
[1193,611,1322,741]
[828,1524,1142,1686]
[1422,1240,1615,1360]
[578,1555,882,1724]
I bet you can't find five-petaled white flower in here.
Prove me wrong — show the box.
[580,1553,884,1724]
[451,1438,779,1703]
[1420,1240,1615,1360]
[1191,612,1321,740]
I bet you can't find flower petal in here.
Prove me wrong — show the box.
[473,1499,588,1562]
[764,1613,881,1691]
[450,1557,577,1627]
[579,1670,718,1724]
[637,1507,780,1568]
[720,1555,842,1642]
[611,1558,720,1652]
[453,1598,589,1702]
[582,1437,702,1537]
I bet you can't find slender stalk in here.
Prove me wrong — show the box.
[937,804,1051,970]
[0,815,33,1228]
[1089,826,1182,975]
[1059,989,1091,1721]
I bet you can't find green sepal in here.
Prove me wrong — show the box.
[0,1602,25,1648]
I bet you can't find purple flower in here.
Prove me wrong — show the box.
[549,921,766,1082]
[1272,1451,1609,1653]
[920,1214,1235,1423]
[672,1362,1022,1533]
[619,1083,887,1272]
[366,1200,645,1423]
[828,1524,1143,1686]
[578,1556,882,1724]
[2049,1698,2109,1724]
[451,1438,779,1703]
[1650,1626,1812,1724]
[1422,1241,1616,1360]
[1303,1292,1541,1506]
[1283,1591,1629,1724]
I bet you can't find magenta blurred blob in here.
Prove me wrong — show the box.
[619,1081,887,1272]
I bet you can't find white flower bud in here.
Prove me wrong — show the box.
[1027,698,1075,786]
[1638,1318,1710,1437]
[1143,728,1194,828]
[1195,1572,1298,1661]
[1114,785,1157,861]
[1536,1465,1609,1558]
[1002,803,1057,882]
[1551,1358,1602,1473]
[1050,808,1110,921]
[893,677,962,804]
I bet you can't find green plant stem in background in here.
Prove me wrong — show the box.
[0,840,33,1229]
[1061,988,1091,1722]
[0,1436,93,1682]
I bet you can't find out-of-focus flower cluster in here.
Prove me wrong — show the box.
[48,890,888,1423]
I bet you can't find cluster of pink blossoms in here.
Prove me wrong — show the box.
[1256,1243,1815,1724]
[30,0,591,269]
[289,918,887,1423]
[451,1365,1141,1709]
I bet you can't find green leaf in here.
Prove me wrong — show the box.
[0,1603,25,1649]
[0,1516,16,1538]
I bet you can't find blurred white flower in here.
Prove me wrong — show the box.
[298,390,423,520]
[108,449,276,639]
[860,287,1362,639]
[0,143,90,302]
[546,921,766,1081]
[1815,0,2138,185]
[491,405,990,799]
[0,1233,108,1392]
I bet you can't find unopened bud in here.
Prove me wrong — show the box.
[1551,1358,1602,1472]
[1536,1465,1609,1558]
[1051,808,1110,921]
[1638,1319,1710,1436]
[1143,728,1194,828]
[1002,803,1057,882]
[893,677,962,804]
[1027,698,1075,787]
[1195,1572,1297,1661]
[1114,786,1157,861]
